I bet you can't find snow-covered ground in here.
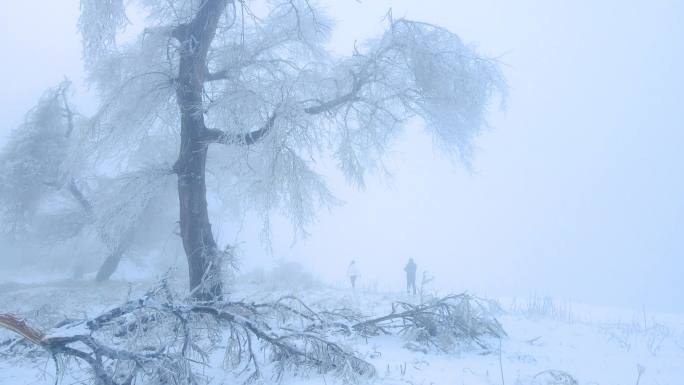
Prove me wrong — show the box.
[1,271,682,385]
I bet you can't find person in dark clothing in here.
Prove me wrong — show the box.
[404,258,417,295]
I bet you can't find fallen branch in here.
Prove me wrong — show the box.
[1,288,504,384]
[349,294,506,351]
[0,283,374,385]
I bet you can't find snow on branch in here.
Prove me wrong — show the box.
[79,0,128,67]
[350,294,506,352]
[92,166,174,251]
[1,281,506,384]
[85,27,177,159]
[387,19,507,157]
[0,281,376,385]
[305,17,507,184]
[203,110,277,146]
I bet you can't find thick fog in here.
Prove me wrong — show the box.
[1,0,682,314]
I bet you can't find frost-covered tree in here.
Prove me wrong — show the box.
[74,0,505,300]
[0,81,73,236]
[0,80,177,281]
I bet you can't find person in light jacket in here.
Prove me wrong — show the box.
[404,258,417,295]
[347,260,359,290]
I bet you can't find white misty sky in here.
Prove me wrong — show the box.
[0,1,682,312]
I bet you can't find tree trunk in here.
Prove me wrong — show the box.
[95,249,125,281]
[68,179,128,282]
[173,0,227,301]
[176,137,222,301]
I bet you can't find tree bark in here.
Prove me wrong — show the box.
[173,0,227,301]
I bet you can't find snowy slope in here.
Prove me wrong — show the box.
[1,274,682,385]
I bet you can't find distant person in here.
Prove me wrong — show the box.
[404,258,417,295]
[347,260,359,290]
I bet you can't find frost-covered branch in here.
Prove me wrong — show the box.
[0,281,376,384]
[79,0,128,68]
[303,77,363,115]
[350,294,506,351]
[204,111,277,146]
[1,284,507,384]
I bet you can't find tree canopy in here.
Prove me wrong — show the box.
[0,0,505,298]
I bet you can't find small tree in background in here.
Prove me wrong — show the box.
[0,81,177,280]
[0,81,73,237]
